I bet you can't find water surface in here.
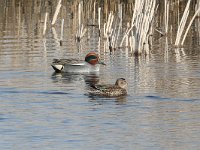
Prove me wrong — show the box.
[0,1,200,150]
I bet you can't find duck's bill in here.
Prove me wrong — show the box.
[98,61,106,65]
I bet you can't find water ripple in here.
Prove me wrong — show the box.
[0,88,69,95]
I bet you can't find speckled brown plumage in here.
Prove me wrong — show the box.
[89,78,128,97]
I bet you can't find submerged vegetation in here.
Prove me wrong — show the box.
[0,0,200,56]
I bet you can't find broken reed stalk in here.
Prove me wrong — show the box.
[104,12,114,38]
[181,6,200,45]
[120,0,156,55]
[110,21,117,51]
[125,23,130,48]
[108,17,114,35]
[119,0,143,48]
[43,12,48,36]
[175,0,191,46]
[60,19,64,40]
[103,11,117,52]
[196,1,200,16]
[80,25,87,38]
[52,27,60,46]
[164,0,169,34]
[140,0,156,54]
[198,3,200,13]
[52,0,62,25]
[113,3,122,49]
[78,2,81,36]
[93,1,96,23]
[60,19,64,46]
[98,7,101,37]
[76,1,86,42]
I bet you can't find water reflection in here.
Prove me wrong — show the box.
[51,72,128,104]
[88,95,127,105]
[51,72,100,85]
[1,1,200,150]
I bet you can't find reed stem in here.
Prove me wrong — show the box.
[164,0,169,34]
[60,19,64,45]
[43,12,48,36]
[181,7,200,45]
[175,0,191,46]
[98,7,101,37]
[52,0,62,25]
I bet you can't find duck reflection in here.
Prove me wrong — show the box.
[87,95,127,105]
[51,72,100,85]
[51,72,127,104]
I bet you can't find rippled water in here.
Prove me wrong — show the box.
[1,2,200,150]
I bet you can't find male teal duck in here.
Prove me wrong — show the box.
[51,52,105,73]
[89,78,128,97]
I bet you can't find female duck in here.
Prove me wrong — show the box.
[89,78,128,97]
[51,52,105,73]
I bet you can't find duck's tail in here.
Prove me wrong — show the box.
[51,64,64,72]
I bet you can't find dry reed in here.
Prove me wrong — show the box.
[52,0,62,25]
